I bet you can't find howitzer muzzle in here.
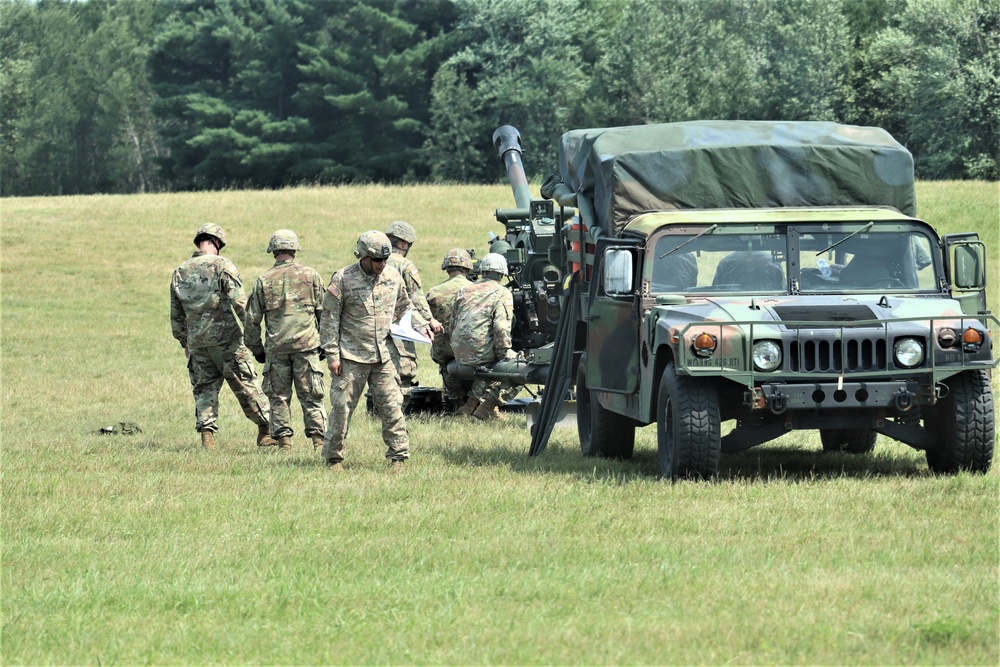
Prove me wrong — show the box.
[493,125,522,156]
[493,125,532,210]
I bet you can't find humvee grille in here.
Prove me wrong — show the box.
[789,338,888,372]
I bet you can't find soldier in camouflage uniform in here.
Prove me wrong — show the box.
[244,230,328,453]
[170,223,273,450]
[450,253,519,421]
[426,248,474,410]
[319,230,431,471]
[384,221,443,390]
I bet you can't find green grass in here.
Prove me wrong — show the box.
[2,182,998,664]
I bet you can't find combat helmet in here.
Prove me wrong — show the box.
[385,220,417,244]
[266,229,301,253]
[354,230,392,260]
[441,248,473,271]
[480,252,508,276]
[194,223,227,249]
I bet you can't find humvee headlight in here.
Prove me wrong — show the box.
[693,332,717,357]
[752,341,782,371]
[894,338,924,368]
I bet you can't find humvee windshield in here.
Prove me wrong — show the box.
[649,223,937,294]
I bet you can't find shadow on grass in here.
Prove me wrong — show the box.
[440,440,930,484]
[88,428,933,483]
[715,445,927,482]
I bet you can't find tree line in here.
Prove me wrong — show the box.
[2,0,997,197]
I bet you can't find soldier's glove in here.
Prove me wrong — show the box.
[504,348,517,360]
[254,351,266,364]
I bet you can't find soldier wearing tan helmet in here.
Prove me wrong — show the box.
[244,230,328,453]
[450,253,520,420]
[170,223,273,450]
[426,248,474,411]
[318,230,433,472]
[383,221,444,392]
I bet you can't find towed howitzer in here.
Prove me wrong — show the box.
[487,125,572,353]
[442,126,577,395]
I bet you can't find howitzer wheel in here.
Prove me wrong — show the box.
[577,356,634,459]
[924,370,994,474]
[657,362,721,480]
[820,429,877,454]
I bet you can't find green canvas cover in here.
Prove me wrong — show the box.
[557,121,916,235]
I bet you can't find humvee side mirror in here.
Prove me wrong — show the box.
[951,242,986,289]
[604,249,634,294]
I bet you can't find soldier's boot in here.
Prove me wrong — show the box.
[456,397,479,417]
[390,459,405,473]
[327,459,344,472]
[277,436,293,452]
[257,424,278,447]
[200,430,216,451]
[472,396,502,422]
[311,435,324,451]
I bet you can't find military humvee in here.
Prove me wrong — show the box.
[470,121,996,479]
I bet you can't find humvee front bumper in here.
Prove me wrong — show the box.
[750,380,933,414]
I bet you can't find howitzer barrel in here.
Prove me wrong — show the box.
[447,359,549,386]
[493,125,532,210]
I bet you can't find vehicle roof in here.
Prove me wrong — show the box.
[624,206,925,237]
[556,120,916,235]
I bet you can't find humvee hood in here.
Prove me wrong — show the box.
[669,295,968,326]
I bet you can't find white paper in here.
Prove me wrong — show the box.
[391,309,431,344]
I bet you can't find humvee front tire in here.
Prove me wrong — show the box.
[820,429,877,454]
[925,370,994,474]
[657,362,721,479]
[577,356,635,459]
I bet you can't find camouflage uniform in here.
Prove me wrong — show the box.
[427,250,474,407]
[385,250,432,387]
[170,235,270,435]
[450,277,517,404]
[320,256,424,464]
[245,249,328,442]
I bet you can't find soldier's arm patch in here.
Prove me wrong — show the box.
[223,260,243,287]
[328,282,341,298]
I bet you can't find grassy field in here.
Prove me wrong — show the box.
[2,181,998,664]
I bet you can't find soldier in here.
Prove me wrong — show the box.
[384,221,443,390]
[450,252,519,421]
[426,248,474,411]
[319,230,432,472]
[170,223,273,450]
[244,229,328,453]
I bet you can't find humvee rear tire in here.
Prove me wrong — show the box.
[577,356,635,459]
[925,370,994,474]
[657,362,721,479]
[820,428,877,454]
